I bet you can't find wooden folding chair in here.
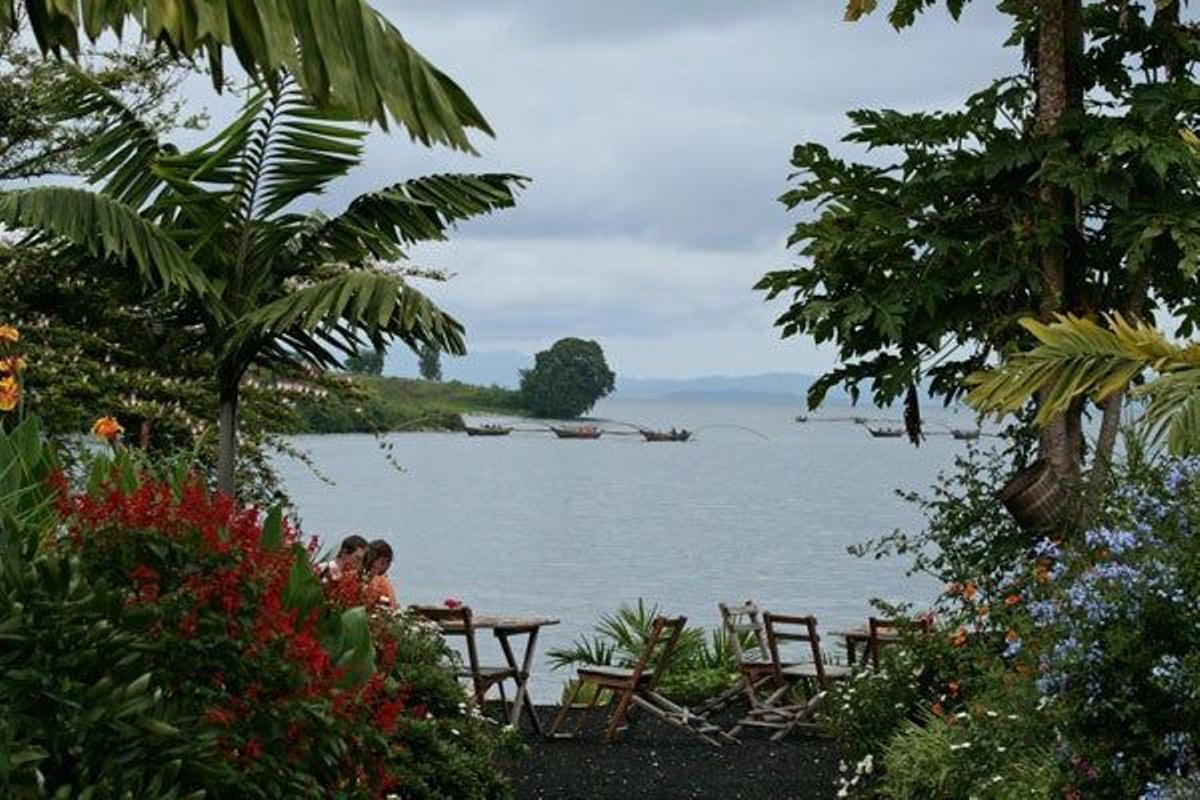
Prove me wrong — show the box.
[409,605,519,713]
[711,601,793,728]
[761,613,852,740]
[549,615,736,746]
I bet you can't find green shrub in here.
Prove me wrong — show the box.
[547,599,742,707]
[0,423,512,798]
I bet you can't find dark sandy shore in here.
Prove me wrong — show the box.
[502,705,842,800]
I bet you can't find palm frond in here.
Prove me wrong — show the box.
[1140,370,1200,456]
[257,100,366,218]
[233,271,466,364]
[55,66,175,208]
[298,173,527,265]
[966,313,1181,423]
[0,187,212,298]
[16,0,494,144]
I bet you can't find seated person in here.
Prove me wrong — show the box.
[362,539,398,611]
[317,534,368,584]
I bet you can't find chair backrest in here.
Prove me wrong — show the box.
[628,615,687,689]
[763,612,828,684]
[408,605,485,699]
[718,600,771,669]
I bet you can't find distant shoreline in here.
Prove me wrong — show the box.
[289,375,529,434]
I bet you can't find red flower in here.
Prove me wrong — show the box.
[242,738,263,762]
[373,698,407,734]
[203,707,236,727]
[443,597,463,609]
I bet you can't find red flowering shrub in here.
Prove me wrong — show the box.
[1,442,512,799]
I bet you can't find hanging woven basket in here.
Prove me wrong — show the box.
[998,459,1070,532]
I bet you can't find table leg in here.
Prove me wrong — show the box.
[496,628,545,736]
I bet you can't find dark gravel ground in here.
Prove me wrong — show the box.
[502,705,843,800]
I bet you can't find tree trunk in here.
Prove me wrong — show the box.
[1034,0,1085,480]
[217,384,239,498]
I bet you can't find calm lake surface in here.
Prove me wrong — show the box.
[276,399,983,700]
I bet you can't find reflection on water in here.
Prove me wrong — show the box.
[275,399,983,700]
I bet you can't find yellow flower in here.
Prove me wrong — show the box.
[91,416,124,442]
[0,325,18,344]
[0,375,19,412]
[0,355,26,375]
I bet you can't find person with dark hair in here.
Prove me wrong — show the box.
[317,534,368,584]
[362,539,397,610]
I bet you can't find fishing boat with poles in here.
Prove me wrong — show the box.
[464,424,513,437]
[640,428,692,442]
[550,424,603,440]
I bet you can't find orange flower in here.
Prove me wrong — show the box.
[1005,594,1022,607]
[931,701,944,717]
[963,582,978,601]
[1035,562,1052,583]
[951,628,968,647]
[91,416,124,442]
[947,681,961,697]
[0,325,18,344]
[0,376,18,412]
[977,604,990,618]
[0,355,26,374]
[1005,628,1020,642]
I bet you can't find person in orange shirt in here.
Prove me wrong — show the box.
[362,539,398,611]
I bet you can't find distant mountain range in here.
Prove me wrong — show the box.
[384,348,841,404]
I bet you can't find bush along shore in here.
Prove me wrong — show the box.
[289,375,528,434]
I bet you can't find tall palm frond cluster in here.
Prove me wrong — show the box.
[0,68,525,492]
[5,0,492,140]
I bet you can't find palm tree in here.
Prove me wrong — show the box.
[967,313,1200,456]
[0,73,525,494]
[6,0,490,140]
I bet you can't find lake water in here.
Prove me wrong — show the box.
[275,399,983,700]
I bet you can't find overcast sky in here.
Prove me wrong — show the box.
[264,3,1023,378]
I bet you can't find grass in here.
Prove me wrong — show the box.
[292,375,527,434]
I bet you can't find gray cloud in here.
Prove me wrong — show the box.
[305,5,1024,375]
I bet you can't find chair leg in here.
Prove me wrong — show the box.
[550,679,583,738]
[604,687,636,742]
[573,684,603,736]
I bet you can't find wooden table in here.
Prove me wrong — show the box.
[830,626,900,667]
[437,614,559,736]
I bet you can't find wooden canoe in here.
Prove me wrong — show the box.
[640,429,692,442]
[551,425,602,439]
[465,425,512,437]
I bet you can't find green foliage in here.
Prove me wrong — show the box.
[0,425,512,798]
[547,599,741,707]
[519,337,615,419]
[291,375,526,434]
[344,349,384,376]
[5,0,495,139]
[0,74,525,492]
[759,3,1200,420]
[0,34,198,180]
[418,344,442,382]
[882,708,1057,799]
